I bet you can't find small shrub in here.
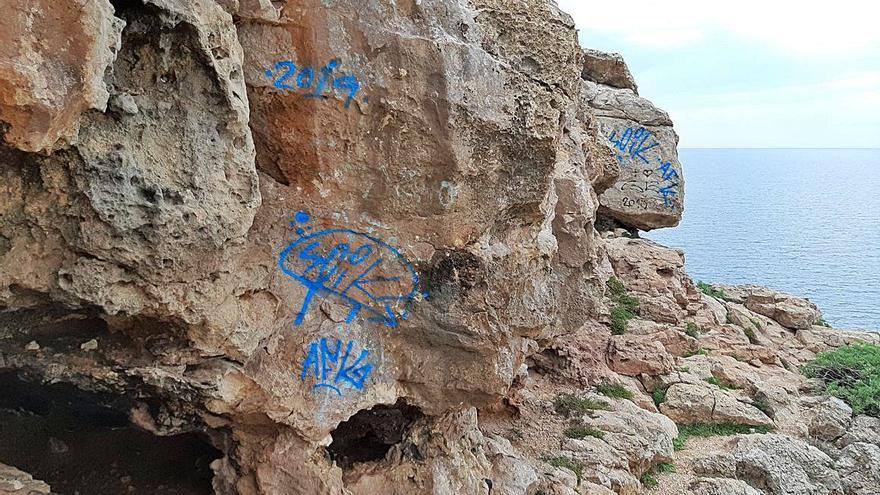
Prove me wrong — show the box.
[640,472,658,489]
[802,343,880,417]
[596,383,634,400]
[743,326,759,345]
[553,393,611,417]
[606,277,627,297]
[606,278,640,335]
[652,386,668,408]
[655,462,676,474]
[815,317,832,328]
[683,347,709,358]
[697,281,731,301]
[610,306,635,335]
[704,376,739,390]
[685,322,701,338]
[673,423,773,451]
[639,462,676,489]
[564,424,605,440]
[545,456,583,484]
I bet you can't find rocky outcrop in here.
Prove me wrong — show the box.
[585,82,684,230]
[0,1,876,495]
[0,464,50,495]
[582,49,639,94]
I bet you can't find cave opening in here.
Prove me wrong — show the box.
[327,400,424,469]
[0,372,221,495]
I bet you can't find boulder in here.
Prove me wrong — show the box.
[581,49,638,93]
[661,383,774,427]
[0,463,50,495]
[743,287,821,330]
[801,396,852,442]
[584,82,684,230]
[834,442,880,495]
[837,415,880,448]
[724,434,844,495]
[690,477,763,495]
[607,334,675,377]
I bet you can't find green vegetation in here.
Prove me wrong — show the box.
[640,472,659,489]
[652,386,668,408]
[683,347,710,358]
[697,281,731,301]
[545,456,583,484]
[802,343,880,417]
[673,423,773,451]
[553,393,611,417]
[640,463,676,490]
[685,322,701,338]
[814,317,832,328]
[564,423,605,440]
[596,383,634,400]
[704,376,740,390]
[743,325,759,345]
[678,366,690,373]
[750,318,764,330]
[607,277,640,335]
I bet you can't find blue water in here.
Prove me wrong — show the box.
[646,149,880,330]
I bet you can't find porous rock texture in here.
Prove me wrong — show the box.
[0,2,875,495]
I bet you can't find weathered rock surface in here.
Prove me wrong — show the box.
[582,49,639,94]
[0,1,876,494]
[690,477,763,495]
[718,434,844,495]
[0,0,123,152]
[586,84,684,230]
[0,464,50,495]
[742,286,822,330]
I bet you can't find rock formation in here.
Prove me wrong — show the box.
[0,1,875,495]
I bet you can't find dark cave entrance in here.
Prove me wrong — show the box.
[0,372,221,495]
[327,401,424,469]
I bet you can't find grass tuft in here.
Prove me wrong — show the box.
[564,424,605,440]
[652,386,668,408]
[553,393,611,417]
[685,322,701,338]
[545,456,583,485]
[596,383,634,400]
[673,423,773,451]
[704,376,739,390]
[640,472,658,489]
[802,343,880,417]
[607,277,640,335]
[697,281,731,301]
[814,317,832,328]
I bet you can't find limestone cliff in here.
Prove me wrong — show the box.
[0,2,876,495]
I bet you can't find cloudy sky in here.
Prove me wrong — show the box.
[556,1,880,148]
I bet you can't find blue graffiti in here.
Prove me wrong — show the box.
[301,338,374,396]
[609,126,659,164]
[264,58,361,108]
[278,212,421,329]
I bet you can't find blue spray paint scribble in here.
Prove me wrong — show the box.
[279,213,421,329]
[607,125,680,210]
[264,58,361,108]
[300,338,374,396]
[609,126,659,164]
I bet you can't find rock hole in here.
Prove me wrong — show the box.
[0,372,221,495]
[327,400,423,469]
[140,187,158,203]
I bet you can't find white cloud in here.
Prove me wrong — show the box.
[557,0,880,56]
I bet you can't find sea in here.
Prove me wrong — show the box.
[646,148,880,330]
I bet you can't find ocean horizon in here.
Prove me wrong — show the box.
[647,147,880,331]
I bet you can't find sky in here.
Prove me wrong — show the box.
[555,1,880,148]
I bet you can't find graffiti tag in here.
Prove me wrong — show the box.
[301,338,374,396]
[264,58,361,108]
